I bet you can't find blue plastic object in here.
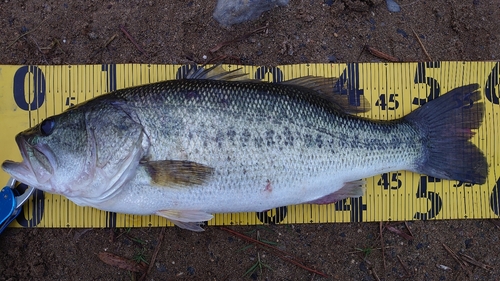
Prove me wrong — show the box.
[0,187,17,226]
[0,178,35,233]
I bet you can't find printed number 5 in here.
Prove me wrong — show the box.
[413,176,442,220]
[413,62,441,106]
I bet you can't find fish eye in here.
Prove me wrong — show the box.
[40,118,56,136]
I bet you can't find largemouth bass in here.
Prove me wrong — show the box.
[2,65,488,231]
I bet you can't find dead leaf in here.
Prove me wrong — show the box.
[386,225,414,240]
[98,252,147,273]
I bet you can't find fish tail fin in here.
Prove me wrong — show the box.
[405,84,488,184]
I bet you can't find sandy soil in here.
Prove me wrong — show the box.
[0,0,499,280]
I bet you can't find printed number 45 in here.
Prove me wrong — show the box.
[377,172,402,190]
[375,94,399,110]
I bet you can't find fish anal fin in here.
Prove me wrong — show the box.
[307,180,366,204]
[156,210,213,232]
[282,76,370,114]
[143,160,214,186]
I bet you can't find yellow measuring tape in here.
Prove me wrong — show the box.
[1,62,499,228]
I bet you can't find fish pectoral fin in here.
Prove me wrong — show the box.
[307,179,366,204]
[156,210,213,232]
[143,160,214,187]
[281,76,370,114]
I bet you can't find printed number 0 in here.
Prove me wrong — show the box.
[13,66,46,111]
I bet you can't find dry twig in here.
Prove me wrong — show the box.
[120,25,146,54]
[209,26,267,53]
[411,27,432,61]
[397,255,412,277]
[104,34,118,48]
[220,227,328,277]
[371,268,381,281]
[489,220,500,229]
[442,243,471,276]
[139,227,166,281]
[364,45,400,62]
[404,222,414,238]
[7,17,50,49]
[458,253,494,271]
[90,34,118,58]
[379,222,387,271]
[386,224,414,240]
[28,36,48,63]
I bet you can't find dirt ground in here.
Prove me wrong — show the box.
[1,0,499,280]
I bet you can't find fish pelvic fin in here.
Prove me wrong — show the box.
[143,160,214,187]
[156,210,213,232]
[405,84,488,184]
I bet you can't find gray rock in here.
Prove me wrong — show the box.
[386,0,401,12]
[213,0,289,26]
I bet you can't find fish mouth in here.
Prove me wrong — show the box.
[2,135,56,186]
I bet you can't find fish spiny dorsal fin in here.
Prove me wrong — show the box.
[186,64,369,114]
[281,76,370,114]
[185,64,250,81]
[143,160,214,187]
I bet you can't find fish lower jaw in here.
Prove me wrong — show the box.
[2,160,40,187]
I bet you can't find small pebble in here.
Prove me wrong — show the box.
[465,238,473,249]
[327,54,337,63]
[156,263,167,272]
[88,32,98,40]
[386,0,401,12]
[436,264,451,271]
[324,0,334,6]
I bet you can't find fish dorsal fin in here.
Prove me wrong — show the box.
[281,76,370,114]
[186,64,369,114]
[143,160,214,187]
[185,64,250,81]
